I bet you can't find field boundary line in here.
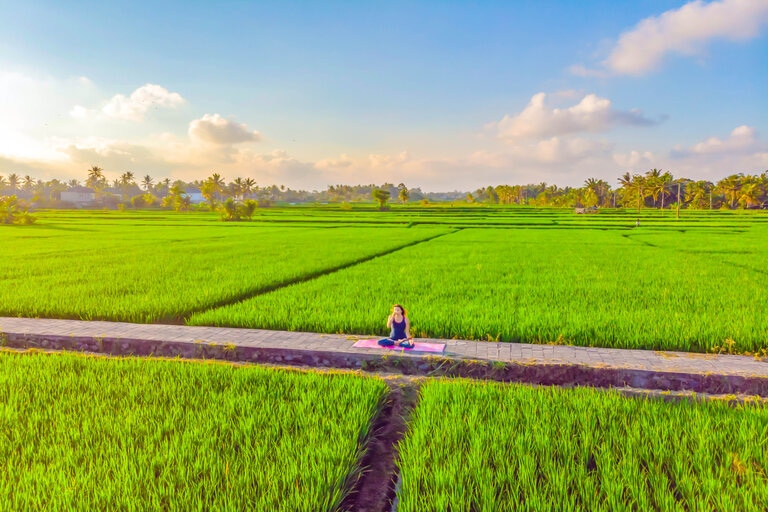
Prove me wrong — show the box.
[173,229,458,323]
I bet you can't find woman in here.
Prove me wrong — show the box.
[378,304,415,348]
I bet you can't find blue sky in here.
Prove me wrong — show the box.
[1,0,766,191]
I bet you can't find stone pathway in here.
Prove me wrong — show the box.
[1,317,767,396]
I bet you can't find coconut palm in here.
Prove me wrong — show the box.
[232,177,246,200]
[737,180,762,208]
[119,172,135,186]
[243,178,257,199]
[716,174,742,209]
[584,178,610,207]
[206,172,225,202]
[644,169,663,208]
[618,172,645,210]
[22,175,36,192]
[141,175,154,192]
[650,170,674,209]
[67,179,80,189]
[86,166,105,188]
[6,174,20,191]
[162,182,190,212]
[617,172,634,208]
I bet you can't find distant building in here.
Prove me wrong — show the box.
[60,186,95,206]
[185,187,205,204]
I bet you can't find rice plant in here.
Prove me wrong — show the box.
[397,380,768,511]
[0,210,447,322]
[0,350,387,511]
[192,225,768,352]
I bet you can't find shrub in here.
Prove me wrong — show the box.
[0,195,36,225]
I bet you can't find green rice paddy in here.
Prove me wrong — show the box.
[396,380,768,511]
[0,350,387,511]
[4,207,767,352]
[4,207,768,509]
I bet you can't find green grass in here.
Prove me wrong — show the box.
[0,350,387,511]
[191,225,768,352]
[397,380,768,511]
[5,207,768,352]
[1,210,448,322]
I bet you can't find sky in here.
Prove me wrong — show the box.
[0,0,766,192]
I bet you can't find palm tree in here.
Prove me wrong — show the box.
[22,175,35,192]
[207,172,225,202]
[155,178,171,197]
[0,175,7,191]
[618,172,646,210]
[201,173,225,208]
[86,166,105,188]
[644,169,663,208]
[67,179,80,189]
[117,172,135,200]
[141,175,154,192]
[162,182,189,212]
[684,181,707,210]
[232,177,245,200]
[617,172,634,208]
[6,173,20,191]
[716,174,742,209]
[584,178,609,207]
[656,171,673,209]
[737,180,762,208]
[120,171,135,186]
[243,178,256,199]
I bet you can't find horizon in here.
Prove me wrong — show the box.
[1,0,767,191]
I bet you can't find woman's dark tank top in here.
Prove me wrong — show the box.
[391,317,407,340]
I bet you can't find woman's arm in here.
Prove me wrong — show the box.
[405,318,412,339]
[386,314,393,329]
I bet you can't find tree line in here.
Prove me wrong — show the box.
[468,169,768,210]
[1,166,767,212]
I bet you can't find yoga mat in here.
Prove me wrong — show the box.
[352,339,446,353]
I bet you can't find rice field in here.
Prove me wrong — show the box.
[0,210,448,322]
[0,350,387,511]
[4,207,768,352]
[396,380,768,511]
[191,224,768,352]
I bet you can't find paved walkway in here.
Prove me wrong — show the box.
[1,317,767,396]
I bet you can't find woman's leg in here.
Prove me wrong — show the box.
[398,339,414,348]
[378,338,395,346]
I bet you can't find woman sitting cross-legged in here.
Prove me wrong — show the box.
[378,304,415,348]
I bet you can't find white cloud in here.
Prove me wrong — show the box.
[613,150,657,169]
[493,92,657,141]
[603,0,768,76]
[315,153,353,170]
[102,84,185,121]
[69,105,89,119]
[188,114,261,145]
[368,151,411,169]
[671,125,761,157]
[690,125,757,154]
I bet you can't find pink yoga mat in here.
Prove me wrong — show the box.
[353,339,446,353]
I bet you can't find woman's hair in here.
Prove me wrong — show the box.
[393,304,406,316]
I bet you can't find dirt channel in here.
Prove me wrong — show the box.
[341,377,421,512]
